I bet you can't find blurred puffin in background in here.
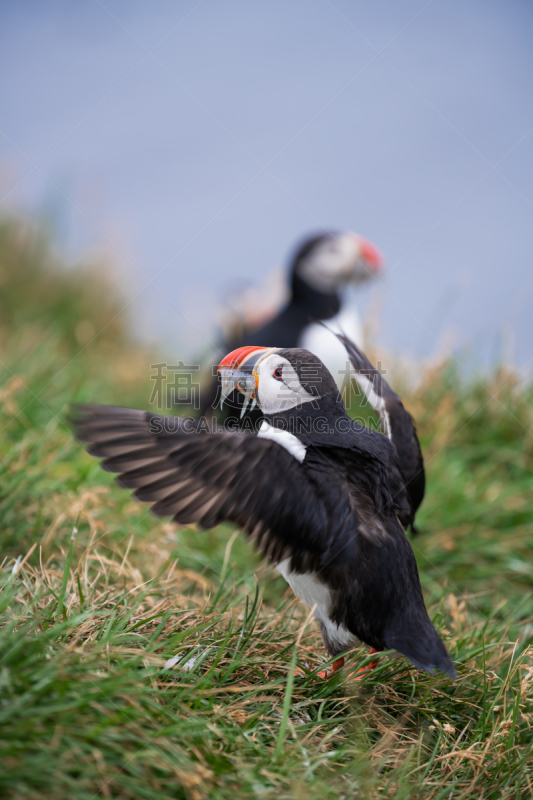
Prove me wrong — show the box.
[201,230,384,419]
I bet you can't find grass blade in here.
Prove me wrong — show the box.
[275,647,298,760]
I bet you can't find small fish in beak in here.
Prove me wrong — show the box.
[218,346,276,418]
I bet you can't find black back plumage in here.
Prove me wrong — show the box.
[324,506,452,675]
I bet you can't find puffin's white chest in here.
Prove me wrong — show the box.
[276,558,356,651]
[297,304,364,388]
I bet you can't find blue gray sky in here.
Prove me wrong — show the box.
[1,1,532,369]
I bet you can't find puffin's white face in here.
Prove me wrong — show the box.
[255,352,315,414]
[296,232,383,293]
[218,346,321,417]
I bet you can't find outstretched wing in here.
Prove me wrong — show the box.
[71,405,357,569]
[336,334,425,526]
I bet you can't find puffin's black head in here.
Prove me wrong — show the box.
[218,345,343,418]
[290,231,383,295]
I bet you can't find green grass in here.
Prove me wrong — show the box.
[0,215,532,798]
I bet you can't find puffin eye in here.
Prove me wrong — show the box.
[273,366,283,380]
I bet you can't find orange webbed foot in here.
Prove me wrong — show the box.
[345,648,379,681]
[315,657,345,679]
[294,656,345,680]
[295,650,379,682]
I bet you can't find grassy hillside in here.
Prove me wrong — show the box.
[0,215,532,799]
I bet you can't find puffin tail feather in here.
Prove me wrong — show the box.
[386,622,455,679]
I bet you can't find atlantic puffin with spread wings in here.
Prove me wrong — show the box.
[71,338,452,678]
[200,231,383,420]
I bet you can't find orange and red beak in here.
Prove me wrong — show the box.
[356,235,385,273]
[218,345,276,416]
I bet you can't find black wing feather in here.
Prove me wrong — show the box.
[71,404,357,569]
[335,334,425,528]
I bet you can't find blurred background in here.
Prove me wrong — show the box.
[1,0,533,368]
